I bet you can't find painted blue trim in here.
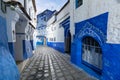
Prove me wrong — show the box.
[23,40,33,60]
[75,12,108,36]
[36,35,45,38]
[60,16,70,28]
[30,40,34,50]
[82,60,102,74]
[36,36,46,46]
[71,41,101,79]
[65,26,70,37]
[0,15,20,80]
[60,16,70,37]
[36,41,43,46]
[75,0,78,8]
[16,33,25,35]
[8,42,15,58]
[47,42,64,53]
[71,12,109,79]
[81,36,102,74]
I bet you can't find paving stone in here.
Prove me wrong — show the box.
[27,76,34,80]
[63,71,70,75]
[36,74,43,78]
[56,72,63,77]
[21,72,29,76]
[44,67,49,70]
[57,77,66,80]
[55,69,61,73]
[44,73,49,77]
[20,46,97,80]
[65,75,74,80]
[52,77,57,80]
[70,69,76,73]
[44,70,49,73]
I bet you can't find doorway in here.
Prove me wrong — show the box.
[65,30,71,54]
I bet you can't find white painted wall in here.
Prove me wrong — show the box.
[70,0,120,43]
[46,22,64,42]
[47,2,70,43]
[6,7,19,42]
[37,16,47,36]
[14,35,24,60]
[15,0,36,60]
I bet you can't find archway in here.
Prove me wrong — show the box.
[65,29,71,54]
[60,17,71,54]
[82,36,102,73]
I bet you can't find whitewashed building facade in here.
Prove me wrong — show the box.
[35,9,55,47]
[0,0,37,79]
[46,1,71,53]
[5,0,36,61]
[70,0,120,79]
[46,0,120,79]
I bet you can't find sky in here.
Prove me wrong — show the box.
[36,0,68,14]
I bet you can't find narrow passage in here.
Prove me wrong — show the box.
[21,46,97,80]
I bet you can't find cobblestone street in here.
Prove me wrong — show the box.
[21,46,97,80]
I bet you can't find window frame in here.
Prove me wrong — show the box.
[76,0,83,8]
[82,37,102,74]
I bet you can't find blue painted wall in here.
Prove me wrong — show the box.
[71,12,108,79]
[30,40,34,50]
[0,16,20,80]
[102,44,120,80]
[8,42,15,58]
[23,40,33,59]
[60,17,70,37]
[47,42,64,53]
[71,12,120,80]
[36,36,45,46]
[36,41,43,46]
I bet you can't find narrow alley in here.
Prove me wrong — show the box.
[21,46,97,80]
[1,0,120,80]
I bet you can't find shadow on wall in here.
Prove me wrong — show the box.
[71,12,120,80]
[0,16,20,80]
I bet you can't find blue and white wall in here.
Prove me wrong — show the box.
[29,0,37,50]
[47,2,70,53]
[6,0,36,61]
[0,1,20,80]
[70,0,120,79]
[14,15,33,61]
[36,10,55,47]
[6,6,19,58]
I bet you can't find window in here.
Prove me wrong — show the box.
[54,37,56,41]
[76,0,83,8]
[43,17,47,21]
[12,30,16,40]
[82,37,102,73]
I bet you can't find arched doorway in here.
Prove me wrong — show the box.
[65,29,71,54]
[43,37,47,45]
[82,37,102,73]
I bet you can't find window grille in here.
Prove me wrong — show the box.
[82,37,102,71]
